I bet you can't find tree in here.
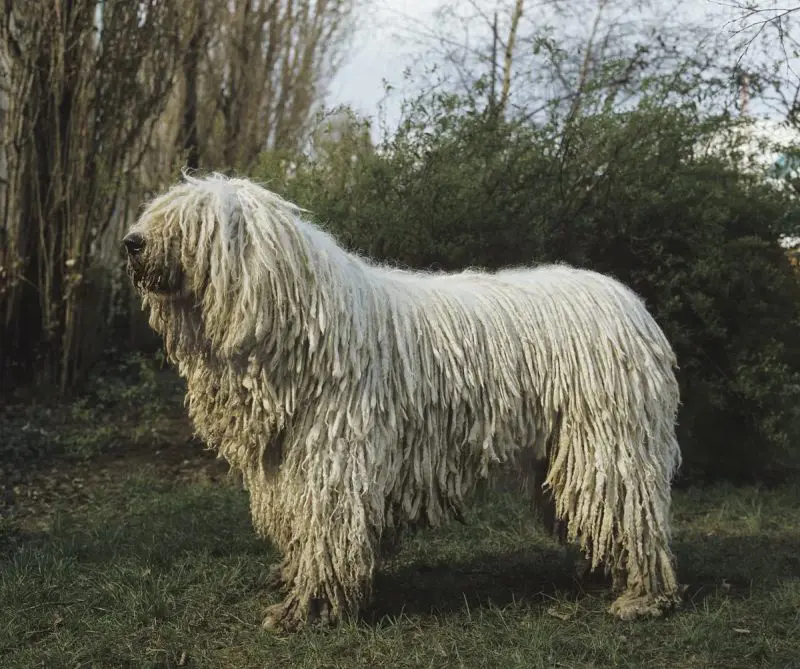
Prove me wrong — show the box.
[272,88,800,482]
[0,1,182,392]
[179,2,207,171]
[723,1,800,54]
[261,1,800,481]
[0,0,366,393]
[710,2,800,130]
[196,0,360,171]
[396,0,740,123]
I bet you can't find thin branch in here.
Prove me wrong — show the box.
[498,0,524,115]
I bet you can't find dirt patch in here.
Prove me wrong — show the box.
[0,417,233,532]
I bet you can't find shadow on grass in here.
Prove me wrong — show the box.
[371,530,800,623]
[369,546,598,621]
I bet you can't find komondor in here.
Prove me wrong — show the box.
[123,173,682,632]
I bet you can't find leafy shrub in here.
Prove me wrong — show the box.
[258,95,800,483]
[0,352,185,467]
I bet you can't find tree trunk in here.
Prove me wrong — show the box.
[181,5,203,170]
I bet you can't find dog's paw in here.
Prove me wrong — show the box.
[261,596,335,633]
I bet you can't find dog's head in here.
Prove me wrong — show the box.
[123,174,253,300]
[124,174,310,355]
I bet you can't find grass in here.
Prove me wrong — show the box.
[1,360,799,668]
[1,466,799,668]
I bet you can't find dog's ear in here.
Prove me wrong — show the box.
[193,174,248,257]
[182,177,246,281]
[219,193,248,257]
[195,182,256,352]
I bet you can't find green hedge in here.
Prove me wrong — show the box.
[257,98,800,484]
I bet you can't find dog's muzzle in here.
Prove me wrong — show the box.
[123,232,183,295]
[123,232,146,257]
[122,231,150,289]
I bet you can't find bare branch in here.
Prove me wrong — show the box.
[197,0,359,168]
[498,0,525,115]
[0,0,183,388]
[716,1,800,76]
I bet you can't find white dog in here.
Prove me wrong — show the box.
[124,173,682,631]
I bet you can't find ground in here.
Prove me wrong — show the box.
[1,361,799,668]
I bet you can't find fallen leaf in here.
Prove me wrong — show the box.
[546,606,573,621]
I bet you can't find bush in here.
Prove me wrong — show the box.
[258,96,800,483]
[0,352,185,468]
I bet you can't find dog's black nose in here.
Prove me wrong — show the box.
[123,232,146,256]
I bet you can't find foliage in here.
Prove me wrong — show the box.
[0,353,185,469]
[3,1,796,485]
[258,93,800,483]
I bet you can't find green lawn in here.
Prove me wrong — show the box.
[1,449,799,669]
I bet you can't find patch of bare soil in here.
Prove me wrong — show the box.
[0,416,233,532]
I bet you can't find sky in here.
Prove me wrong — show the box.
[326,0,437,132]
[326,0,798,132]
